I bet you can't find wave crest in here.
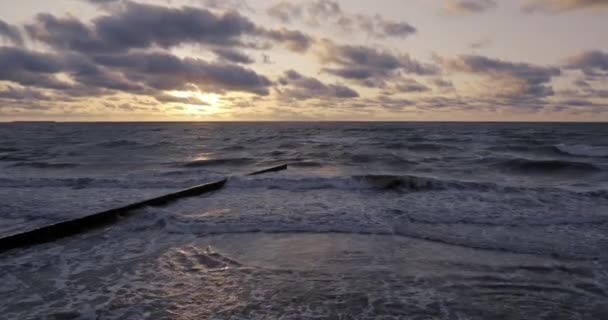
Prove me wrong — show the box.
[555,144,608,158]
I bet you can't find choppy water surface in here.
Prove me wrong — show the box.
[1,122,608,319]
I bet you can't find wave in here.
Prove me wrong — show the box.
[0,147,19,152]
[0,175,222,189]
[492,144,608,158]
[288,161,324,168]
[393,211,608,227]
[555,144,608,158]
[486,145,560,155]
[219,145,246,151]
[180,157,254,168]
[375,141,463,152]
[96,139,143,148]
[10,162,79,169]
[380,142,406,149]
[228,173,608,199]
[156,211,606,261]
[0,154,31,162]
[339,152,416,166]
[497,158,601,174]
[407,143,460,152]
[230,174,512,194]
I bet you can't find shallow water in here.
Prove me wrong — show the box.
[1,122,607,318]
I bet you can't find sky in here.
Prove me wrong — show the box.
[0,0,607,121]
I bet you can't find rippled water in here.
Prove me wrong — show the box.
[1,122,608,319]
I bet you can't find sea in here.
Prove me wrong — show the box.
[1,122,608,319]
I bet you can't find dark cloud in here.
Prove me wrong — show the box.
[439,54,560,98]
[376,21,417,38]
[0,86,50,100]
[0,20,24,46]
[564,50,608,72]
[28,1,312,56]
[318,40,438,88]
[374,95,416,110]
[0,47,70,89]
[0,45,272,98]
[523,0,608,13]
[92,52,272,95]
[260,28,313,53]
[26,14,98,52]
[212,48,254,64]
[560,98,595,107]
[391,78,431,93]
[430,78,455,90]
[445,0,498,15]
[319,41,437,75]
[65,54,148,93]
[27,3,257,53]
[277,69,360,99]
[267,0,416,39]
[0,46,152,96]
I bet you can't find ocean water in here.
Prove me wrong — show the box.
[1,122,608,319]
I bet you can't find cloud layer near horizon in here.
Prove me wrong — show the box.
[0,0,606,121]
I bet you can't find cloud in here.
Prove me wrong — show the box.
[564,50,608,72]
[153,92,211,105]
[83,0,119,3]
[438,54,561,99]
[0,45,272,98]
[267,2,302,22]
[0,47,70,90]
[26,3,257,53]
[28,1,313,56]
[92,52,272,95]
[0,86,50,101]
[212,48,254,64]
[81,0,120,5]
[445,0,498,15]
[430,78,455,90]
[391,78,431,93]
[558,51,608,105]
[267,0,416,39]
[260,28,313,53]
[277,69,360,99]
[469,38,492,49]
[317,40,438,88]
[523,0,608,13]
[195,0,252,12]
[65,54,148,94]
[0,20,24,46]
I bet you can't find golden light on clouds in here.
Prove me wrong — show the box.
[0,0,606,121]
[166,90,223,115]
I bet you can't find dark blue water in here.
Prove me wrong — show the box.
[1,122,608,319]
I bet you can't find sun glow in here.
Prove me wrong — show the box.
[166,90,222,114]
